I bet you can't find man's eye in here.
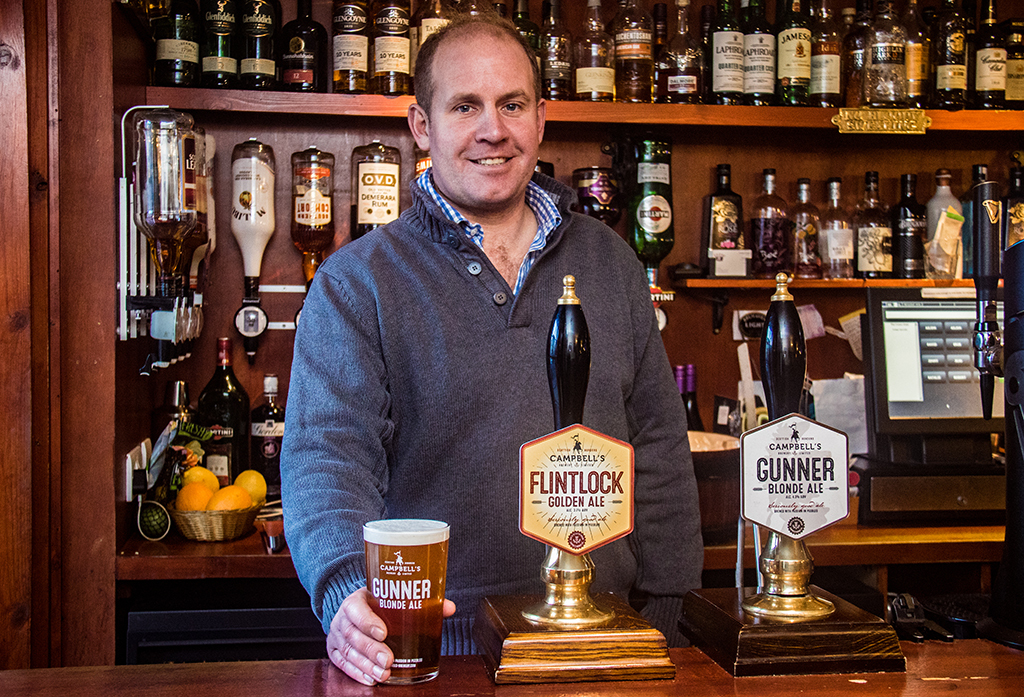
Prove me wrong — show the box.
[503,103,523,113]
[455,104,474,114]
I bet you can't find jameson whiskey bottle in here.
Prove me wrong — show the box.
[742,0,776,105]
[333,1,369,93]
[154,0,201,87]
[932,0,968,109]
[891,173,927,279]
[576,0,615,102]
[200,0,239,88]
[369,0,411,95]
[627,137,674,288]
[540,0,573,100]
[291,147,336,287]
[809,0,842,107]
[972,0,1006,108]
[775,0,812,106]
[657,0,703,103]
[250,374,285,502]
[197,337,250,487]
[350,140,401,239]
[711,0,745,103]
[853,171,892,279]
[612,0,655,103]
[281,0,329,92]
[239,0,279,89]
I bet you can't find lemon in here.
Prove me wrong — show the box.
[182,465,220,493]
[233,469,267,504]
[175,482,214,511]
[206,484,253,511]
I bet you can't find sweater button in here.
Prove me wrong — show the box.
[447,236,459,248]
[467,261,482,275]
[493,291,508,305]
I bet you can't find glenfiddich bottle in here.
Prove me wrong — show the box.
[369,0,411,95]
[656,0,703,104]
[332,1,369,93]
[932,0,968,110]
[575,0,615,102]
[775,0,812,106]
[540,0,573,100]
[200,0,239,88]
[711,0,745,104]
[197,337,250,487]
[251,374,285,502]
[281,0,328,91]
[891,173,927,279]
[239,0,280,89]
[291,146,336,287]
[154,0,201,87]
[972,0,1006,108]
[627,137,675,288]
[611,0,655,103]
[853,170,892,279]
[809,0,842,107]
[350,140,401,239]
[742,0,776,105]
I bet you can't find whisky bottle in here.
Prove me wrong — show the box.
[250,374,285,502]
[820,177,854,279]
[612,0,655,103]
[1006,21,1024,109]
[841,0,872,106]
[902,0,931,107]
[653,2,669,61]
[410,0,449,85]
[575,0,615,102]
[656,0,703,103]
[626,137,674,288]
[853,171,892,279]
[925,168,964,279]
[281,0,328,92]
[710,0,745,103]
[291,147,336,287]
[239,0,279,89]
[862,0,907,107]
[700,163,745,276]
[792,178,823,279]
[513,0,541,63]
[154,0,201,87]
[350,140,401,239]
[749,169,793,279]
[775,0,812,106]
[932,0,967,109]
[369,0,411,95]
[699,4,715,102]
[200,0,239,88]
[332,1,370,93]
[742,0,776,105]
[891,173,927,279]
[541,0,574,100]
[972,0,1006,108]
[809,0,842,107]
[197,337,250,487]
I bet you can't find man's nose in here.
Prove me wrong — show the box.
[475,105,509,141]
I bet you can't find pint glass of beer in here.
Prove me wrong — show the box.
[363,519,450,684]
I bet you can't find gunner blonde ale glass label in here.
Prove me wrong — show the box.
[519,424,634,555]
[364,519,449,684]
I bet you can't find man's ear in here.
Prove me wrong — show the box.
[536,98,546,146]
[408,103,431,151]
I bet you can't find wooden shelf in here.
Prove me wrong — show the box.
[117,531,296,581]
[143,87,1024,130]
[676,278,980,290]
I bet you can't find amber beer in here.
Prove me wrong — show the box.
[363,519,449,684]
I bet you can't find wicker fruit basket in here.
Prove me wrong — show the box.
[168,501,264,542]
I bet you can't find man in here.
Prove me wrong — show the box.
[281,13,703,687]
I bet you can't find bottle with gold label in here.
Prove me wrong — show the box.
[370,0,411,95]
[332,0,370,93]
[350,140,401,240]
[291,147,336,287]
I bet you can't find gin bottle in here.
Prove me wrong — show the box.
[862,0,907,107]
[820,177,854,278]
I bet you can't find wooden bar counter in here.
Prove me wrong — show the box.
[2,641,1020,696]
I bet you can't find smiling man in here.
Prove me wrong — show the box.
[281,13,703,687]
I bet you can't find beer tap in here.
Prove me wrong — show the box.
[230,138,276,365]
[972,180,1003,420]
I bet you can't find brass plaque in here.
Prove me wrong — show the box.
[832,108,932,134]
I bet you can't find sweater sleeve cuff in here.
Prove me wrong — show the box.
[319,562,368,635]
[641,595,689,648]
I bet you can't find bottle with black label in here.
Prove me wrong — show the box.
[251,374,285,502]
[626,137,674,288]
[281,0,328,91]
[541,0,573,100]
[700,163,745,276]
[197,337,250,487]
[853,170,892,279]
[200,0,239,88]
[154,0,201,87]
[332,1,370,93]
[240,0,280,89]
[891,173,927,279]
[931,0,968,109]
[370,0,411,95]
[351,140,401,239]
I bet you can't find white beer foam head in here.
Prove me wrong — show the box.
[364,519,450,546]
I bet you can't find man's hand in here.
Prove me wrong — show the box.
[327,587,456,685]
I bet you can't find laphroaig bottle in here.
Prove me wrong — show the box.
[853,170,892,279]
[370,0,411,95]
[351,140,401,239]
[959,163,988,276]
[891,173,927,279]
[540,0,573,100]
[281,0,329,92]
[841,0,872,106]
[710,0,745,104]
[742,0,776,105]
[971,0,1005,108]
[291,147,336,287]
[931,0,967,110]
[749,169,792,279]
[902,0,931,107]
[154,0,201,87]
[862,0,907,107]
[775,0,812,106]
[701,163,745,276]
[809,0,842,107]
[820,177,854,278]
[925,168,965,279]
[200,0,239,88]
[627,137,675,288]
[197,337,250,487]
[332,1,370,93]
[251,374,285,502]
[792,178,823,279]
[239,0,279,89]
[612,0,655,103]
[674,364,705,432]
[656,0,703,103]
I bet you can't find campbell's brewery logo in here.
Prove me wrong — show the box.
[636,194,672,234]
[372,551,430,610]
[379,549,421,576]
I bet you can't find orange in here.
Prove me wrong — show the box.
[205,484,253,511]
[175,482,214,511]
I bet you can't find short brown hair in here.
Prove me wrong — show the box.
[413,12,542,117]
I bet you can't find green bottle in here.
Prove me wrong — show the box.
[627,137,675,288]
[775,0,812,105]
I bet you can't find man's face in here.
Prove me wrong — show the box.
[408,28,545,222]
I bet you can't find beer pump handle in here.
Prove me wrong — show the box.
[972,181,1003,420]
[548,276,591,430]
[760,274,807,421]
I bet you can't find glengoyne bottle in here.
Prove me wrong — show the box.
[197,337,250,487]
[809,0,842,107]
[370,0,411,95]
[576,0,615,101]
[291,146,336,287]
[251,373,285,502]
[972,0,1006,108]
[351,140,400,239]
[656,0,703,103]
[333,1,370,93]
[775,0,812,106]
[841,0,872,106]
[239,0,279,89]
[902,0,931,107]
[931,0,967,109]
[627,137,674,289]
[891,173,927,279]
[541,0,573,100]
[701,163,745,276]
[200,0,239,88]
[862,0,907,107]
[711,0,745,103]
[925,168,964,279]
[750,169,793,279]
[792,178,823,279]
[612,0,655,103]
[674,364,705,432]
[853,171,892,279]
[742,0,776,105]
[281,0,328,91]
[820,177,854,278]
[154,0,201,87]
[1006,21,1024,109]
